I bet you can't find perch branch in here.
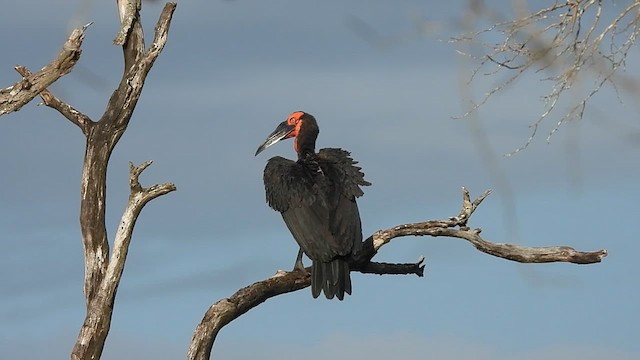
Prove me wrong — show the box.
[187,257,425,360]
[187,270,311,360]
[363,187,606,264]
[353,257,426,276]
[189,187,606,359]
[0,23,91,116]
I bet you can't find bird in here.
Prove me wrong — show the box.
[255,111,370,300]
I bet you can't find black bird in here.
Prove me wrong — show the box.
[255,111,370,300]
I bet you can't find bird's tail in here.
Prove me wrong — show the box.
[311,258,351,300]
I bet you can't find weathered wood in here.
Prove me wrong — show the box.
[0,23,90,116]
[186,257,424,360]
[71,160,175,360]
[12,4,176,360]
[365,187,607,264]
[22,3,178,360]
[114,0,142,45]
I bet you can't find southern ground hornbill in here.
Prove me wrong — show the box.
[255,111,370,300]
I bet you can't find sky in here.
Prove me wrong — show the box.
[1,1,639,359]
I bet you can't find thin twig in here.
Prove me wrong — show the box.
[451,1,640,153]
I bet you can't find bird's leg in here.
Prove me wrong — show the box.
[293,248,305,271]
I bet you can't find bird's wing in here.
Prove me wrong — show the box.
[263,156,310,213]
[283,181,363,259]
[318,148,369,255]
[264,153,366,261]
[282,202,338,262]
[264,156,337,261]
[327,192,363,256]
[318,148,371,199]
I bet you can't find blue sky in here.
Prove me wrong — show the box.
[1,1,639,359]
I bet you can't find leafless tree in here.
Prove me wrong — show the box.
[452,0,640,154]
[2,1,177,359]
[0,1,612,360]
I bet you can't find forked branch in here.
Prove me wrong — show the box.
[188,187,606,360]
[361,187,607,264]
[14,66,92,134]
[100,161,176,305]
[70,3,177,360]
[72,162,175,360]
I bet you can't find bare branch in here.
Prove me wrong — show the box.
[114,0,142,45]
[4,2,176,360]
[0,23,91,116]
[187,257,425,360]
[102,161,175,302]
[189,187,606,359]
[366,187,606,264]
[370,187,489,252]
[73,161,175,360]
[148,3,176,59]
[452,1,640,153]
[129,160,153,191]
[486,54,524,69]
[13,66,92,135]
[75,1,176,305]
[188,270,311,360]
[102,2,176,128]
[450,187,491,225]
[354,257,426,276]
[70,4,177,360]
[437,228,607,264]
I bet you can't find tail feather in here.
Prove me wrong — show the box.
[311,259,352,300]
[311,263,323,298]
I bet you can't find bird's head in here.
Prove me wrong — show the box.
[255,111,318,157]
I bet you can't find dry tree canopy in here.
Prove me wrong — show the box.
[452,0,640,153]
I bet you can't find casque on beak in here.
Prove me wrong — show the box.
[255,121,296,156]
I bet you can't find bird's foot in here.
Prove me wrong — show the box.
[292,248,306,271]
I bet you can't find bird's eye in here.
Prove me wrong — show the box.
[288,117,296,125]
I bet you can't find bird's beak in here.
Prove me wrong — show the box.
[255,121,296,156]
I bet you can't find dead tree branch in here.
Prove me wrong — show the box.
[360,187,606,265]
[14,66,92,134]
[8,3,180,360]
[188,187,607,360]
[99,161,176,308]
[114,0,142,45]
[0,23,90,116]
[187,256,426,360]
[8,3,176,359]
[72,162,175,360]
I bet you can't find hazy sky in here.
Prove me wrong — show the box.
[1,1,639,359]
